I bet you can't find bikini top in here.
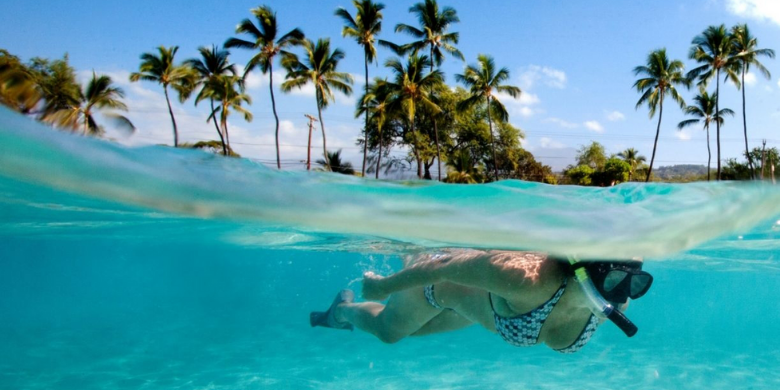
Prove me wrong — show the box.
[489,278,600,354]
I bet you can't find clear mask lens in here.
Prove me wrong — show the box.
[630,274,652,298]
[603,270,628,292]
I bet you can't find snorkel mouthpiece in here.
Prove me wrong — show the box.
[568,257,639,337]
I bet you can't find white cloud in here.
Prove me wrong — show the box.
[244,72,264,90]
[518,92,540,105]
[727,0,780,25]
[283,82,355,106]
[744,72,757,87]
[584,120,604,133]
[544,117,579,129]
[519,107,535,118]
[539,137,566,149]
[605,110,625,121]
[498,91,540,118]
[518,65,567,90]
[676,130,692,141]
[777,79,780,88]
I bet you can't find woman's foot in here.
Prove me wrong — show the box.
[310,289,355,331]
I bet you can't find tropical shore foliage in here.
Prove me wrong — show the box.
[0,2,775,185]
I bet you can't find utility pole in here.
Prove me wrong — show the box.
[305,114,318,171]
[761,139,767,180]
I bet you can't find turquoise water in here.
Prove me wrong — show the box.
[2,107,780,389]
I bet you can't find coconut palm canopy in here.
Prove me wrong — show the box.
[44,72,135,136]
[633,48,688,182]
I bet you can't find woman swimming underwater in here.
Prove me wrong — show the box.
[310,250,653,353]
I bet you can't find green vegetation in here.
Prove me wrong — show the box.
[563,142,632,186]
[130,46,196,147]
[317,149,355,175]
[395,0,464,180]
[282,38,354,171]
[45,72,135,136]
[181,140,240,157]
[0,3,775,185]
[677,88,733,181]
[730,24,774,179]
[336,0,386,176]
[617,148,646,182]
[456,54,521,182]
[185,45,238,156]
[195,75,252,153]
[226,5,304,168]
[687,25,740,181]
[633,48,688,182]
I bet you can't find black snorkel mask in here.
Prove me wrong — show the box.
[568,257,653,338]
[581,261,653,305]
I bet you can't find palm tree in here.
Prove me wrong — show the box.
[396,0,464,66]
[687,25,739,180]
[185,45,237,155]
[45,72,135,136]
[616,148,647,182]
[195,75,252,153]
[456,54,521,182]
[356,78,394,179]
[677,88,734,181]
[633,48,688,182]
[316,149,355,175]
[396,0,464,180]
[0,51,40,113]
[730,24,775,179]
[444,149,480,183]
[225,6,304,169]
[384,54,443,179]
[335,0,385,177]
[281,38,353,171]
[130,46,195,147]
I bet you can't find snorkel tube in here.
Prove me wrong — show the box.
[568,256,638,337]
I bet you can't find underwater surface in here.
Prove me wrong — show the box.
[1,107,780,389]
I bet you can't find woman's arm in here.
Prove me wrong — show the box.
[362,250,548,300]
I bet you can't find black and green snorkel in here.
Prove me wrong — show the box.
[567,256,647,337]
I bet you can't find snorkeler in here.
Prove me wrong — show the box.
[310,250,653,353]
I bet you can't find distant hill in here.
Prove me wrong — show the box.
[653,164,707,181]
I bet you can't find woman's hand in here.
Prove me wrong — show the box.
[362,271,389,301]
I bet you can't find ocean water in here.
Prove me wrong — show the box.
[1,106,780,390]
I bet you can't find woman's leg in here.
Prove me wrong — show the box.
[411,309,474,336]
[335,287,443,344]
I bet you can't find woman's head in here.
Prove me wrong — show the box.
[582,260,653,304]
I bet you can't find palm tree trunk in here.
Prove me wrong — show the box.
[715,69,722,180]
[376,124,383,179]
[412,118,422,179]
[646,93,664,182]
[222,118,229,156]
[222,103,231,151]
[487,96,499,181]
[706,125,712,182]
[317,101,329,171]
[362,53,369,177]
[741,66,753,179]
[163,86,179,147]
[430,47,442,181]
[210,99,227,156]
[307,120,313,171]
[269,63,281,170]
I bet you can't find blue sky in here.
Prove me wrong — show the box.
[2,0,779,174]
